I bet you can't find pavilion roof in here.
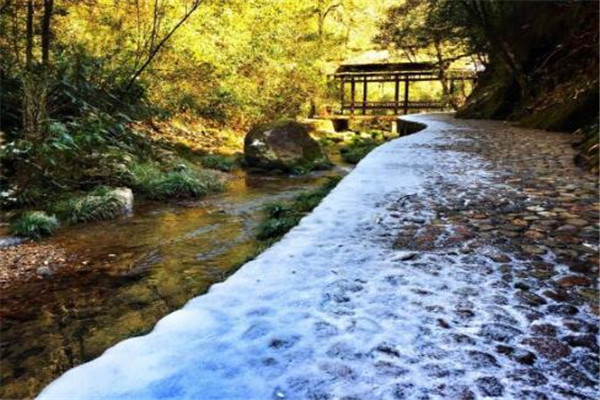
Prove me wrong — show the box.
[334,62,437,76]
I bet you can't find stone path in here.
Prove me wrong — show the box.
[39,114,599,400]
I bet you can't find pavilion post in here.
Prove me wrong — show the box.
[362,76,367,115]
[340,79,345,114]
[403,74,409,115]
[394,74,400,114]
[350,77,355,115]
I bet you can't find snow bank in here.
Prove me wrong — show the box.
[38,115,453,400]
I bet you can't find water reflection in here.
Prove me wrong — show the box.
[0,169,346,399]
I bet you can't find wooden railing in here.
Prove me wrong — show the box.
[340,100,445,115]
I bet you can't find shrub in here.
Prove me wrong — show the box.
[339,137,381,164]
[154,169,219,198]
[128,162,161,192]
[200,154,238,172]
[129,162,224,200]
[263,203,294,218]
[256,216,301,241]
[256,176,341,241]
[10,211,59,239]
[55,187,126,223]
[294,176,341,211]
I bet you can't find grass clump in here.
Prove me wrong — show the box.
[257,212,301,241]
[10,211,59,239]
[256,176,341,241]
[54,187,127,223]
[129,162,224,200]
[200,154,238,172]
[339,137,381,164]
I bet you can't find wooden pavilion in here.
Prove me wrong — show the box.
[332,62,476,116]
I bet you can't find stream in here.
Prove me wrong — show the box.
[0,166,349,399]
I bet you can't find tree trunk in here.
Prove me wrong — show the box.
[22,0,37,140]
[22,77,47,140]
[22,0,53,141]
[41,0,53,67]
[316,0,342,42]
[433,38,457,109]
[25,0,33,70]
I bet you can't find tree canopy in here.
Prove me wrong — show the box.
[0,0,597,209]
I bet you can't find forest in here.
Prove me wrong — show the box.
[0,1,599,399]
[1,0,597,236]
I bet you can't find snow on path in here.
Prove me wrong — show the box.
[38,114,598,400]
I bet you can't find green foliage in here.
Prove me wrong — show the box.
[288,158,333,176]
[0,111,151,209]
[256,176,341,241]
[129,163,224,200]
[0,0,404,217]
[53,187,127,223]
[340,137,382,164]
[10,211,59,239]
[294,177,341,211]
[200,154,238,172]
[257,216,301,241]
[52,47,150,118]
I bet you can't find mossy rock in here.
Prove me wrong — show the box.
[244,119,331,173]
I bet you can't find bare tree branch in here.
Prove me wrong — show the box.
[322,1,342,19]
[125,0,202,91]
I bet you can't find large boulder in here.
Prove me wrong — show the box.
[244,120,331,173]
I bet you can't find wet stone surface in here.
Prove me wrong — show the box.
[386,118,599,399]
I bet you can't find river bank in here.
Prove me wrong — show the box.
[0,158,352,399]
[0,118,390,290]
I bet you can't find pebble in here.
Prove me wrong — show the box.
[523,230,545,240]
[563,334,599,352]
[480,323,523,343]
[530,323,557,337]
[507,368,548,386]
[476,376,504,397]
[566,219,589,227]
[393,251,418,261]
[515,290,547,307]
[546,304,579,316]
[495,345,537,365]
[415,121,599,398]
[527,206,545,212]
[522,337,571,361]
[521,245,547,255]
[556,275,592,287]
[553,361,598,388]
[36,266,53,278]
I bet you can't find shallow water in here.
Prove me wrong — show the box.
[0,168,348,399]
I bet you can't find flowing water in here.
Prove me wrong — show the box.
[0,167,349,399]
